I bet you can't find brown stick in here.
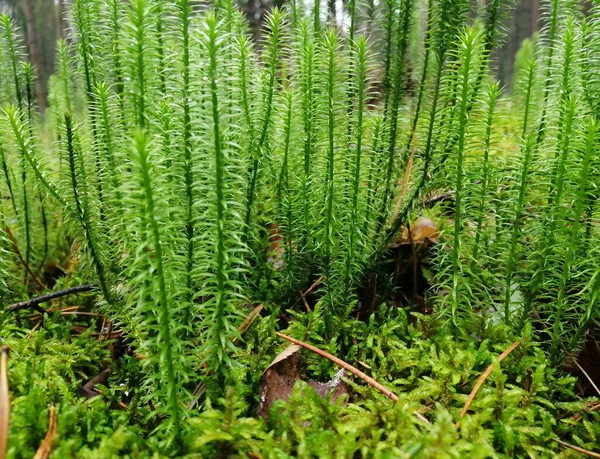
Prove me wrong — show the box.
[4,226,46,289]
[238,304,264,334]
[572,401,600,422]
[7,285,96,313]
[0,346,10,459]
[275,332,431,425]
[460,341,520,418]
[33,405,57,459]
[555,439,600,458]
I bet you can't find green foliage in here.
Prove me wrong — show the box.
[0,0,599,454]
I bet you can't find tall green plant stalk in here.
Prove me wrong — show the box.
[277,90,295,285]
[1,15,23,109]
[177,0,195,296]
[550,118,597,360]
[450,27,481,324]
[3,107,65,208]
[244,10,284,235]
[63,113,112,304]
[130,129,183,442]
[344,36,368,290]
[0,141,17,216]
[523,96,578,324]
[323,30,339,280]
[503,137,535,324]
[377,0,414,234]
[471,81,500,265]
[200,12,244,378]
[383,0,470,247]
[299,20,316,250]
[104,0,126,122]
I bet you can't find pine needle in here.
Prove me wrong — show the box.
[460,340,520,418]
[555,439,600,459]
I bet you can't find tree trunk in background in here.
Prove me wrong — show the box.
[20,0,46,115]
[531,0,540,33]
[56,0,66,41]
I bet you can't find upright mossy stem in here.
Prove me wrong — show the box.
[450,27,481,325]
[204,12,240,380]
[73,0,106,221]
[95,83,120,197]
[1,17,30,281]
[299,20,316,251]
[0,141,17,216]
[154,1,167,95]
[344,36,368,292]
[504,136,535,325]
[276,90,296,289]
[131,129,182,443]
[522,96,578,325]
[503,59,536,323]
[323,30,339,316]
[313,0,321,34]
[376,0,414,236]
[131,0,149,129]
[535,0,561,147]
[63,113,112,305]
[178,0,195,297]
[3,107,66,208]
[1,15,24,110]
[471,82,500,266]
[438,0,509,166]
[381,0,469,250]
[244,10,284,239]
[522,9,576,320]
[401,0,434,166]
[106,0,126,123]
[237,35,256,146]
[551,118,597,361]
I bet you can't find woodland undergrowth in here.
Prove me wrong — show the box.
[0,0,599,456]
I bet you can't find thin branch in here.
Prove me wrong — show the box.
[573,402,600,422]
[33,405,57,459]
[4,226,47,289]
[7,284,96,313]
[0,345,10,459]
[275,332,431,425]
[460,340,520,417]
[555,439,600,458]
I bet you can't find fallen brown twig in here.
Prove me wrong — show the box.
[460,341,520,418]
[555,439,600,458]
[33,405,57,459]
[572,401,600,422]
[0,345,10,459]
[275,332,431,425]
[7,284,96,313]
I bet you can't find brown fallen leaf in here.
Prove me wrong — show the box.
[257,344,299,418]
[33,405,57,459]
[0,346,9,459]
[257,344,348,419]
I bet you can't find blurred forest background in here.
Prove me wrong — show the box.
[0,0,595,117]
